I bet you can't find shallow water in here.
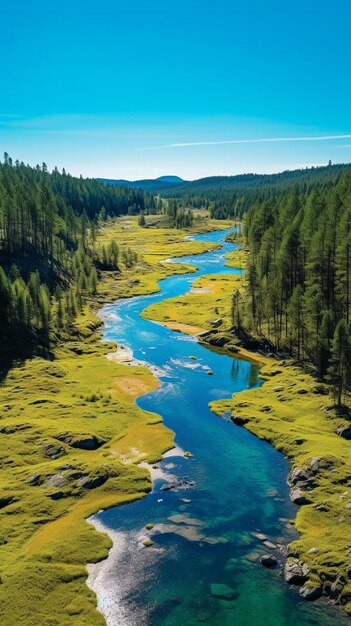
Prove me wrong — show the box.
[89,229,347,626]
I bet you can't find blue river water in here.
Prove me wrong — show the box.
[90,228,347,626]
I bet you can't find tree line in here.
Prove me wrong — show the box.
[231,169,351,406]
[0,155,142,350]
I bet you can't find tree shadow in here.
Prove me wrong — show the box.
[0,333,54,383]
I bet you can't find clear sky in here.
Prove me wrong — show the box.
[2,0,351,180]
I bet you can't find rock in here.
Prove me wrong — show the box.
[0,496,15,509]
[289,467,312,486]
[76,473,108,489]
[231,415,249,426]
[42,472,68,488]
[252,532,268,542]
[245,551,262,562]
[330,576,345,598]
[208,336,228,347]
[284,559,309,585]
[57,433,105,450]
[28,473,42,486]
[197,330,214,338]
[227,344,239,353]
[263,540,278,550]
[299,584,322,600]
[314,503,329,512]
[308,547,319,554]
[49,490,65,500]
[290,489,311,505]
[210,319,223,328]
[260,554,278,568]
[43,444,66,459]
[336,426,351,440]
[210,583,236,600]
[142,539,154,547]
[168,514,204,527]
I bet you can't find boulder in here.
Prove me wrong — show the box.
[290,489,311,505]
[57,433,105,450]
[210,319,223,328]
[231,415,249,426]
[284,559,309,585]
[299,584,322,600]
[76,473,108,489]
[252,532,268,541]
[260,554,278,568]
[263,540,278,550]
[208,336,229,348]
[288,467,312,486]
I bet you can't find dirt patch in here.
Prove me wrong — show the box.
[112,375,158,399]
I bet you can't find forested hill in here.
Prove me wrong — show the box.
[162,163,351,218]
[234,166,351,406]
[97,175,185,193]
[99,163,350,212]
[0,155,153,360]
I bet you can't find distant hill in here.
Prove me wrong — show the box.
[97,175,185,192]
[97,164,351,198]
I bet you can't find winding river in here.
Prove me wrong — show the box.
[88,228,347,626]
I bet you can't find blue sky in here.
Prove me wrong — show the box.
[2,0,351,179]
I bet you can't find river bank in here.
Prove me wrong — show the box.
[138,230,351,616]
[0,217,231,626]
[86,226,349,625]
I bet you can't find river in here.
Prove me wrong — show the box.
[87,228,347,626]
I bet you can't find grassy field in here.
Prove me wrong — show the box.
[211,363,351,614]
[0,216,230,625]
[141,238,247,334]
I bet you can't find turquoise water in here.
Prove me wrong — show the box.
[93,229,346,626]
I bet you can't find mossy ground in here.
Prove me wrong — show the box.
[210,363,351,613]
[0,215,230,625]
[141,242,247,333]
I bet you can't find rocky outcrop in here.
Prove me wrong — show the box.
[56,433,106,450]
[208,335,230,348]
[290,489,312,505]
[76,472,108,489]
[299,584,322,600]
[260,554,278,568]
[284,559,309,585]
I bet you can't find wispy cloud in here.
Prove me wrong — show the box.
[137,134,351,151]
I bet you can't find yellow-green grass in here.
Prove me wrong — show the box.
[142,271,244,332]
[0,308,175,625]
[0,216,233,625]
[224,246,248,270]
[93,216,233,301]
[210,362,351,613]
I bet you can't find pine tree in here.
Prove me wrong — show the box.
[327,319,351,406]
